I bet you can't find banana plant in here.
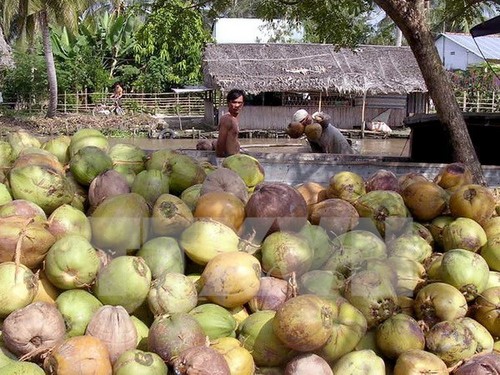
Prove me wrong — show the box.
[79,9,139,77]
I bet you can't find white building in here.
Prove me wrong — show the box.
[435,32,500,70]
[212,18,304,43]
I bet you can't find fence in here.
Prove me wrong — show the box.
[58,91,206,116]
[455,91,500,112]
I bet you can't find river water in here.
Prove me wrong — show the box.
[109,137,411,157]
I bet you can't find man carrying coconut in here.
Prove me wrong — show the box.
[292,109,355,154]
[215,89,245,157]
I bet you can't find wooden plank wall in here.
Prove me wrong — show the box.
[218,105,407,131]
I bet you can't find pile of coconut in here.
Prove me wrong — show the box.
[0,128,499,375]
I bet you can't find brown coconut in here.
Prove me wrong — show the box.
[398,172,429,191]
[453,352,500,375]
[433,162,473,192]
[365,169,401,193]
[88,169,130,208]
[401,180,449,222]
[2,301,66,362]
[244,182,308,239]
[449,184,496,225]
[200,167,249,203]
[304,122,323,141]
[0,216,56,269]
[295,181,328,209]
[309,198,360,235]
[286,122,305,139]
[44,335,112,375]
[196,139,215,150]
[284,353,333,375]
[173,345,231,375]
[85,305,138,364]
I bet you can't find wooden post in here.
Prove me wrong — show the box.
[463,91,467,111]
[64,91,67,113]
[360,91,367,139]
[492,91,496,111]
[76,91,79,113]
[477,94,480,112]
[84,87,88,111]
[318,91,322,112]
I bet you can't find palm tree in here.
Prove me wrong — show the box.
[1,0,93,117]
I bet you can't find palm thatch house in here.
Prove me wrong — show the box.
[202,43,429,131]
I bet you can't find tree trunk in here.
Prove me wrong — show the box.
[375,0,486,185]
[40,10,58,118]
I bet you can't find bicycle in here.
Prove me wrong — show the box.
[92,100,125,116]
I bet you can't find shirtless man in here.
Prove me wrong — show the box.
[215,89,245,157]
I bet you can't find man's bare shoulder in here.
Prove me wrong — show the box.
[220,113,238,127]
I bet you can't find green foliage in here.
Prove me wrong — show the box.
[1,48,48,106]
[135,0,213,86]
[449,64,500,95]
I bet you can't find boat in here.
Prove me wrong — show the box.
[182,150,500,187]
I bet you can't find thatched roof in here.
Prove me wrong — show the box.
[0,27,14,69]
[202,43,427,95]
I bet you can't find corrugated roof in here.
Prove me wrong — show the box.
[440,33,500,60]
[202,43,427,95]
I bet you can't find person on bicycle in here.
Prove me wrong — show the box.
[110,83,123,114]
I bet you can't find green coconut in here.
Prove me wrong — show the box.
[108,143,146,175]
[315,298,368,363]
[69,146,113,186]
[148,272,197,316]
[0,141,13,170]
[375,313,425,359]
[13,148,65,174]
[93,255,152,313]
[0,183,12,206]
[189,303,238,340]
[46,204,92,241]
[299,222,332,270]
[68,128,108,157]
[180,183,202,211]
[151,193,194,237]
[8,164,75,215]
[442,217,487,252]
[481,234,500,271]
[44,234,101,290]
[131,169,170,205]
[425,320,477,366]
[136,236,185,279]
[130,316,149,351]
[55,289,103,337]
[354,190,409,238]
[326,170,366,204]
[113,350,168,375]
[90,193,150,254]
[221,154,265,193]
[237,310,293,367]
[42,135,71,164]
[7,130,41,159]
[387,232,433,263]
[331,349,385,375]
[0,262,38,318]
[322,230,387,277]
[146,149,206,195]
[343,269,399,328]
[0,361,45,374]
[440,248,490,301]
